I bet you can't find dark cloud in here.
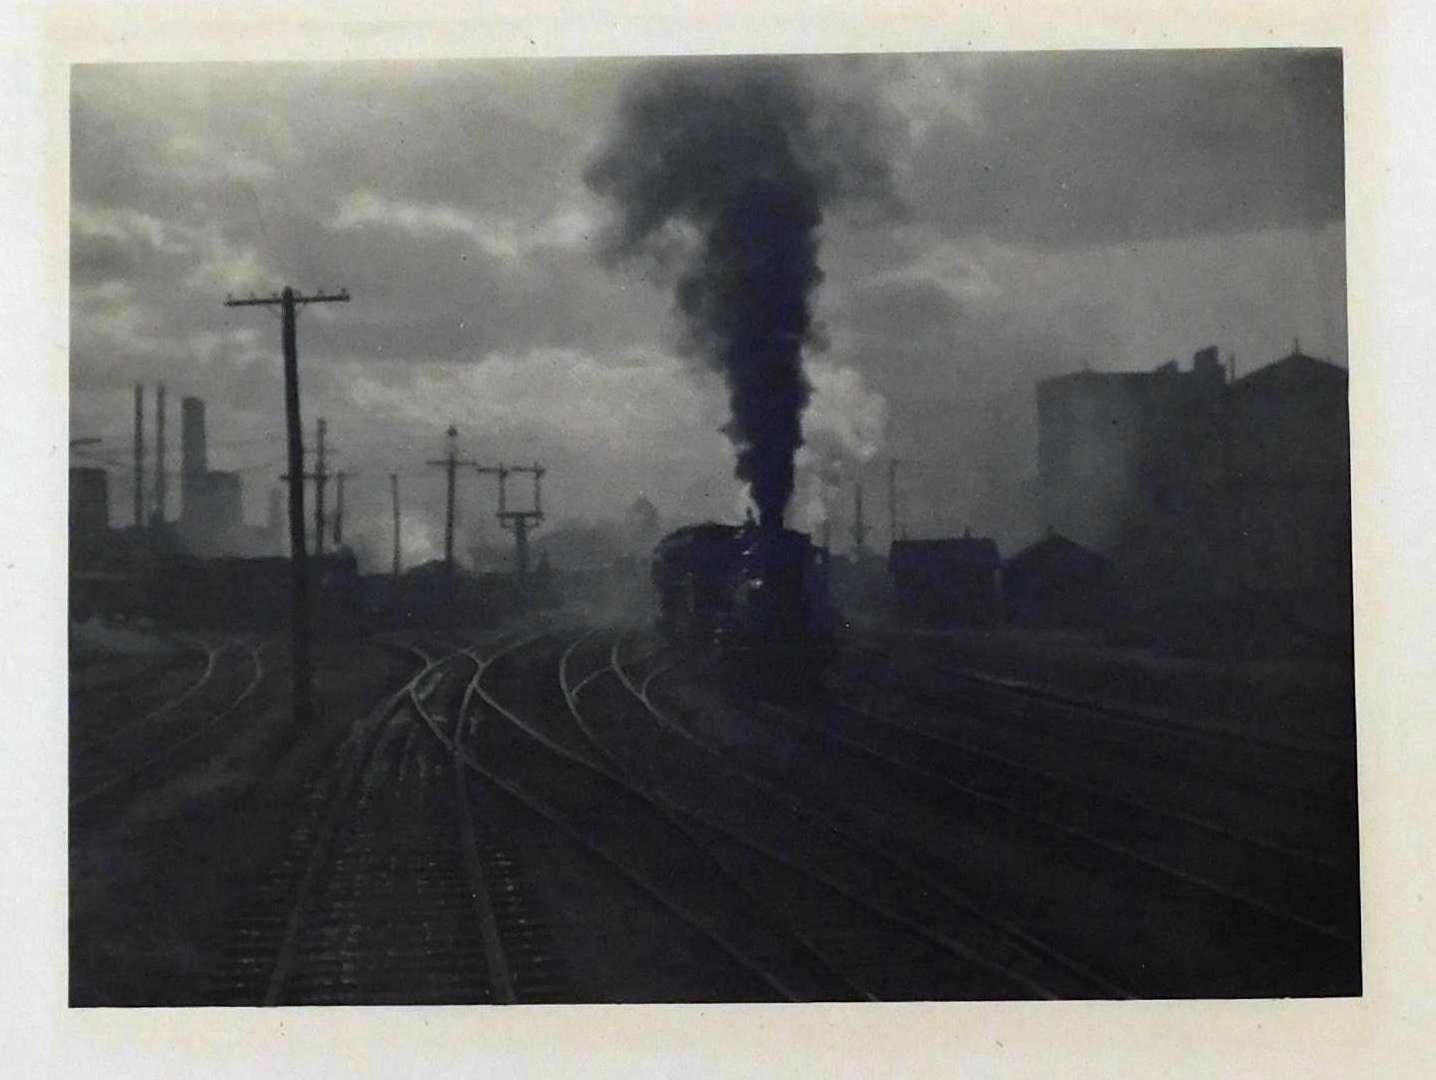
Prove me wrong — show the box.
[69,54,1347,552]
[906,49,1343,248]
[70,231,137,286]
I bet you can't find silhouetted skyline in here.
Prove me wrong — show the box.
[70,52,1345,566]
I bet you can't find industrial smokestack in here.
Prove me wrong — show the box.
[132,383,144,528]
[587,63,894,532]
[182,396,207,477]
[182,396,207,524]
[154,383,167,525]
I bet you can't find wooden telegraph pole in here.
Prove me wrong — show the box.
[428,425,480,573]
[224,286,349,726]
[332,469,347,547]
[132,384,144,529]
[390,472,401,578]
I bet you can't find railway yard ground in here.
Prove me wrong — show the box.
[68,610,1360,1005]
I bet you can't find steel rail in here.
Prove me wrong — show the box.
[262,645,459,1005]
[71,637,270,812]
[755,698,1356,946]
[557,629,876,1003]
[445,628,813,1001]
[612,633,1132,1000]
[841,641,1352,763]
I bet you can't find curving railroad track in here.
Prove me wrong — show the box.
[177,614,1359,1004]
[70,635,270,818]
[461,625,1120,1000]
[633,629,1362,998]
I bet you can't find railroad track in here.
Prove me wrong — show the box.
[838,641,1355,788]
[466,626,1118,1000]
[602,630,1128,999]
[71,634,225,758]
[448,630,847,1001]
[70,636,270,817]
[754,698,1358,938]
[637,639,1361,997]
[843,640,1354,760]
[829,645,1358,865]
[69,633,214,743]
[212,636,558,1006]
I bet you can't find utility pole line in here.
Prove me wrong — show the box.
[427,424,479,574]
[390,472,401,579]
[226,285,350,727]
[133,383,144,529]
[281,434,342,550]
[313,418,328,557]
[154,383,167,525]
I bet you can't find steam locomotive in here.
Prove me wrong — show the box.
[652,519,837,684]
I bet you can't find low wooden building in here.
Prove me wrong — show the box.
[1002,530,1112,629]
[888,534,1001,627]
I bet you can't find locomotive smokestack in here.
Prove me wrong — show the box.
[587,62,894,533]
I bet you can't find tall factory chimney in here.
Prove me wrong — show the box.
[181,396,207,524]
[132,383,144,528]
[154,383,168,524]
[851,482,867,558]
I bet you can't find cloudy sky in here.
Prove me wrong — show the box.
[69,50,1345,566]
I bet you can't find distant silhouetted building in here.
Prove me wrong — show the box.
[1037,346,1227,553]
[174,395,273,557]
[1218,350,1351,597]
[1036,344,1351,649]
[69,466,109,567]
[889,533,1001,627]
[183,470,243,536]
[1002,530,1112,629]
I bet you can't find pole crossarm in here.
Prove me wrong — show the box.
[427,424,483,572]
[225,289,351,307]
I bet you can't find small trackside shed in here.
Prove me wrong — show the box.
[1002,530,1112,629]
[889,534,1002,627]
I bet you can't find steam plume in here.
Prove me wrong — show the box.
[586,62,890,529]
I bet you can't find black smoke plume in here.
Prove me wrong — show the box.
[586,62,892,530]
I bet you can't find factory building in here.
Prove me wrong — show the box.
[69,466,109,568]
[1035,344,1352,649]
[181,396,208,479]
[1037,346,1227,553]
[183,470,244,536]
[176,395,265,557]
